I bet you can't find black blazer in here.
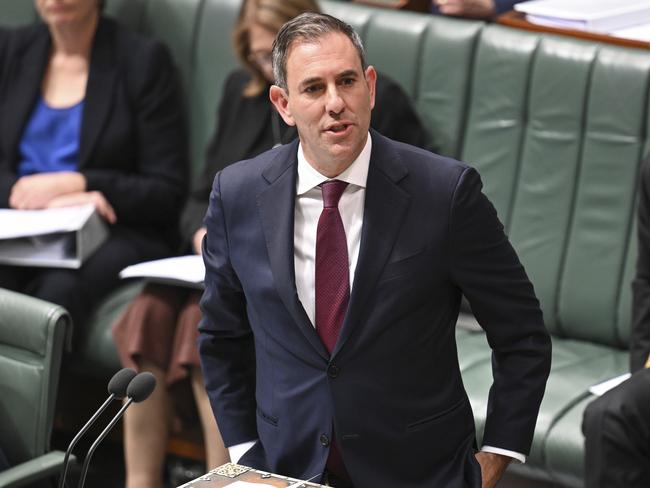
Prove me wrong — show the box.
[0,18,188,245]
[181,68,432,241]
[632,154,650,371]
[198,131,551,486]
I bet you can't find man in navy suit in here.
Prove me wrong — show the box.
[199,12,551,488]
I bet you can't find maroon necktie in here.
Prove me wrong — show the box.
[315,180,349,354]
[315,180,351,483]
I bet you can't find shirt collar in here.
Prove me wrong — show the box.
[296,132,372,196]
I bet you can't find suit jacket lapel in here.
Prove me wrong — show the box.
[79,18,118,168]
[257,141,329,360]
[333,132,411,357]
[2,26,49,166]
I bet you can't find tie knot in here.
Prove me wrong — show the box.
[321,180,348,208]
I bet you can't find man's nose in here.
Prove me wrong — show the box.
[325,85,345,116]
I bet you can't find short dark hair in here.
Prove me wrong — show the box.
[271,12,367,90]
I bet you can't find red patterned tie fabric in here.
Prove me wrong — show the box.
[315,180,352,483]
[315,180,349,354]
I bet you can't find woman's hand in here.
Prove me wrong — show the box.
[433,0,496,18]
[47,191,117,224]
[10,172,86,209]
[193,227,207,255]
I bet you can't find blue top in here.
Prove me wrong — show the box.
[17,96,84,177]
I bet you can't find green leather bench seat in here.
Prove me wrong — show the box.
[544,397,593,488]
[458,328,629,486]
[3,1,650,486]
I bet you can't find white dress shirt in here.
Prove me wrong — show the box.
[228,133,525,465]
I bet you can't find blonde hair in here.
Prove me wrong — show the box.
[233,0,321,97]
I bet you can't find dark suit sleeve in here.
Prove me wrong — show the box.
[198,171,258,447]
[82,41,188,226]
[0,28,19,207]
[631,155,650,372]
[493,0,528,15]
[179,72,239,242]
[371,74,434,152]
[430,0,526,16]
[449,166,551,454]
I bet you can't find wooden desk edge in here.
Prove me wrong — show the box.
[497,11,650,51]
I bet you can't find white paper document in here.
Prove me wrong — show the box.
[0,205,97,239]
[516,0,650,32]
[588,373,631,397]
[119,255,205,289]
[0,205,108,269]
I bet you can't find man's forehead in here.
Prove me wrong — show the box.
[285,32,363,81]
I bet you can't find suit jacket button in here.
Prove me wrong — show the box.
[320,434,330,447]
[327,364,340,378]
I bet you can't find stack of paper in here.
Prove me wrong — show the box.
[119,255,205,289]
[515,0,650,33]
[0,205,108,269]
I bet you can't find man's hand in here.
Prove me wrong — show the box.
[433,0,496,19]
[193,227,207,255]
[475,451,511,488]
[10,172,86,209]
[47,191,117,224]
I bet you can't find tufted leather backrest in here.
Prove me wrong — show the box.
[4,0,650,351]
[0,289,69,464]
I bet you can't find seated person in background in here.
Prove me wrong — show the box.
[0,0,187,333]
[582,153,650,488]
[112,0,431,485]
[431,0,528,19]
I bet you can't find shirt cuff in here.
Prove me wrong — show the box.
[480,445,526,464]
[228,440,257,464]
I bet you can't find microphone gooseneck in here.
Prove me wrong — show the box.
[58,368,136,488]
[77,372,157,488]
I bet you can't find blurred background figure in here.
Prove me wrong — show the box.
[0,0,187,334]
[113,0,431,486]
[582,153,650,488]
[431,0,528,19]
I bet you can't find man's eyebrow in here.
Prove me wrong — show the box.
[298,76,323,88]
[337,69,359,79]
[298,69,361,89]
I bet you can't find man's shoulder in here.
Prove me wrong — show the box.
[374,132,470,180]
[218,141,297,188]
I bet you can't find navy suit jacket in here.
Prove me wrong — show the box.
[199,131,551,487]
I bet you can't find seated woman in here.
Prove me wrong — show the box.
[112,0,431,486]
[0,0,187,334]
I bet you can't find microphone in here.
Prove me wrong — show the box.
[77,372,157,488]
[58,368,136,488]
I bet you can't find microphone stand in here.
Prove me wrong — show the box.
[58,393,116,488]
[76,398,134,488]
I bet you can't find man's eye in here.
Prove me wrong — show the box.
[340,78,355,86]
[304,85,321,93]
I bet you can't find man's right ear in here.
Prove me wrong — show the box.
[269,85,296,126]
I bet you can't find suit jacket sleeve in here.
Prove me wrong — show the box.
[0,28,18,205]
[631,155,650,372]
[198,171,258,446]
[494,0,528,14]
[449,166,551,454]
[81,38,188,227]
[179,72,240,242]
[430,0,527,15]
